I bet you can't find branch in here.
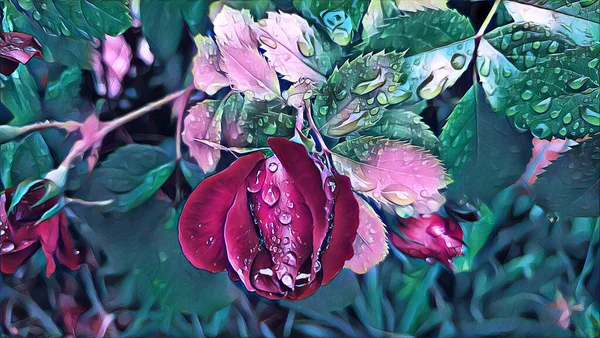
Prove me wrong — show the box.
[476,0,501,39]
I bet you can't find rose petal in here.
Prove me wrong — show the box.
[320,174,359,284]
[267,137,328,277]
[249,250,285,299]
[224,185,262,292]
[179,152,265,272]
[0,243,39,274]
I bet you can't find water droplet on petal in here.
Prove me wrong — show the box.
[314,260,322,272]
[259,36,278,49]
[281,273,294,289]
[262,185,281,206]
[279,213,292,225]
[268,162,279,172]
[1,241,15,253]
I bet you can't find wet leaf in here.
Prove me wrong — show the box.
[453,204,495,272]
[191,35,229,95]
[14,0,131,41]
[312,51,407,137]
[358,102,440,153]
[333,136,449,218]
[358,6,474,56]
[344,193,389,274]
[503,0,599,47]
[477,23,599,139]
[532,136,599,216]
[43,66,83,119]
[254,11,341,83]
[221,93,295,148]
[182,100,223,174]
[293,0,368,46]
[213,6,280,100]
[439,85,532,202]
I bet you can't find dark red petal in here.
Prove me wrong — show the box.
[250,250,286,299]
[56,213,81,271]
[267,138,328,275]
[224,185,262,292]
[0,243,39,274]
[320,174,359,284]
[0,60,18,76]
[179,152,265,272]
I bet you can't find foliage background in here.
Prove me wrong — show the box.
[1,0,599,337]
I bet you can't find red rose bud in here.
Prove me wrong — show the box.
[0,32,43,75]
[179,137,359,300]
[390,214,464,269]
[1,183,80,276]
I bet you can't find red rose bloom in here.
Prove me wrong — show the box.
[390,214,464,269]
[179,137,359,300]
[0,32,43,75]
[1,184,80,276]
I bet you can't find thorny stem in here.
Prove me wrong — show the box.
[305,100,336,171]
[18,120,80,134]
[475,0,501,39]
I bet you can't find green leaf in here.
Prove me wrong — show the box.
[358,6,474,56]
[3,0,93,68]
[454,204,495,272]
[179,158,205,189]
[503,0,599,47]
[1,133,53,188]
[140,0,209,59]
[1,65,42,126]
[439,85,532,202]
[224,0,275,19]
[282,269,359,313]
[14,0,131,40]
[312,51,408,137]
[221,93,296,148]
[43,66,83,119]
[80,144,176,212]
[358,102,440,152]
[532,136,599,217]
[293,0,368,46]
[71,198,238,315]
[477,23,599,139]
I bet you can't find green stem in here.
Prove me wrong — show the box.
[476,0,501,39]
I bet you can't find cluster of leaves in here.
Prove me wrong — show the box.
[1,0,599,336]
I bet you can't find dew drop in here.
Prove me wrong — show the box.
[262,185,281,206]
[268,162,279,172]
[450,54,466,69]
[259,36,278,49]
[580,107,600,126]
[1,241,15,253]
[531,97,552,113]
[520,90,533,101]
[279,213,292,225]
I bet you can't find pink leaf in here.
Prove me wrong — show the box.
[254,12,326,83]
[344,193,388,274]
[192,35,229,95]
[182,101,223,173]
[332,137,449,217]
[213,6,281,101]
[519,137,576,186]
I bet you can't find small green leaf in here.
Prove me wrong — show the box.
[358,102,440,152]
[532,136,599,217]
[180,158,205,189]
[440,85,532,202]
[79,144,176,212]
[454,204,495,272]
[293,0,368,46]
[357,7,474,56]
[477,23,599,139]
[221,93,296,148]
[1,65,42,126]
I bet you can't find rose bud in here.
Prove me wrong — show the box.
[179,137,359,300]
[0,32,43,75]
[390,214,464,269]
[1,183,80,276]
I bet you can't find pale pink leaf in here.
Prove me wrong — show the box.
[519,137,577,186]
[213,6,281,101]
[254,12,325,83]
[332,136,449,218]
[137,37,154,66]
[182,101,223,173]
[344,193,389,274]
[103,35,132,98]
[283,78,315,110]
[192,35,229,95]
